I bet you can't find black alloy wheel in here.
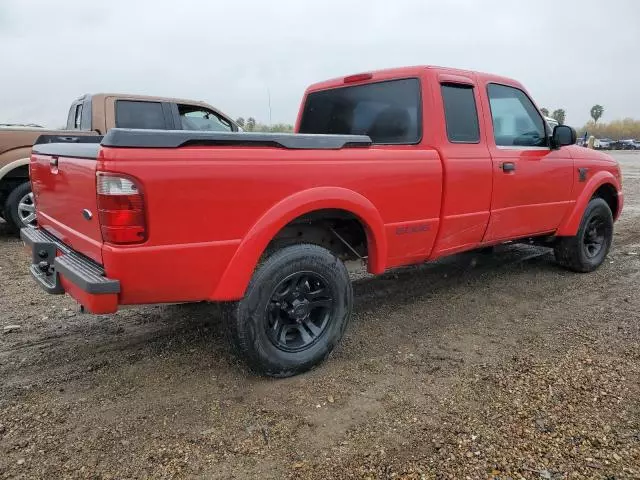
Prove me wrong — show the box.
[265,271,334,352]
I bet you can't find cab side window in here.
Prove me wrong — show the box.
[178,105,233,132]
[487,84,546,147]
[441,84,480,143]
[115,100,166,129]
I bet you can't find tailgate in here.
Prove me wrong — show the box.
[30,142,103,263]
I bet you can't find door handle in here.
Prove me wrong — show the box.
[501,162,516,172]
[49,157,59,174]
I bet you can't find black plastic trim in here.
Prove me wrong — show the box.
[34,134,103,145]
[101,128,372,150]
[169,102,181,130]
[161,102,176,129]
[32,139,102,160]
[21,228,120,295]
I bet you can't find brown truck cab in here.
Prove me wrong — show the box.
[0,93,237,232]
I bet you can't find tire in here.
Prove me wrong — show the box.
[224,244,353,377]
[3,181,36,233]
[554,197,613,273]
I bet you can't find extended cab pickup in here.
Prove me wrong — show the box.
[22,66,623,377]
[1,93,237,231]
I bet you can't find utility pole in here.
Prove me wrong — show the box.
[267,88,272,126]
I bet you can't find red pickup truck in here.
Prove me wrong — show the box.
[22,66,623,377]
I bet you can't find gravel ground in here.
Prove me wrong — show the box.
[1,152,639,479]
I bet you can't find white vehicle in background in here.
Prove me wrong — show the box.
[595,138,612,150]
[544,116,559,131]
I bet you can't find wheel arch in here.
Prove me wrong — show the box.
[556,171,621,236]
[210,187,387,301]
[0,155,31,184]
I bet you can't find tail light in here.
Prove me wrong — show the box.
[96,173,146,244]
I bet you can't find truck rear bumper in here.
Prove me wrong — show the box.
[21,227,120,314]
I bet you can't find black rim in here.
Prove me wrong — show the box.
[265,271,334,352]
[583,215,607,258]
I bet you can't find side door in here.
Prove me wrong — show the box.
[430,76,493,257]
[481,83,574,242]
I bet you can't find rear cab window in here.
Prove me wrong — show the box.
[441,84,480,143]
[487,84,546,148]
[299,78,421,144]
[115,100,167,129]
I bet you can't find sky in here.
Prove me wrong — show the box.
[1,0,638,128]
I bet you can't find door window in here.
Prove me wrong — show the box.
[487,84,546,147]
[178,105,233,132]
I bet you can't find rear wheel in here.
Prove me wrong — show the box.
[225,244,352,377]
[3,181,36,233]
[554,197,613,272]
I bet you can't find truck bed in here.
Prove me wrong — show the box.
[29,128,443,308]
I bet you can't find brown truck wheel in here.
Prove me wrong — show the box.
[3,181,36,233]
[554,198,613,273]
[224,243,353,377]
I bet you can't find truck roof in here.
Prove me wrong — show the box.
[74,93,215,109]
[304,65,525,93]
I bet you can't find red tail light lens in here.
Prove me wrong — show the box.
[96,173,146,244]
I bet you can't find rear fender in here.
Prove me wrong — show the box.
[555,171,621,236]
[210,187,387,301]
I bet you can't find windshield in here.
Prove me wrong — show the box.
[299,78,421,144]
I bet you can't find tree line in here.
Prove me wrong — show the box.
[576,118,640,140]
[235,117,293,133]
[534,104,639,140]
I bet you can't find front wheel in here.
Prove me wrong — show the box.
[554,197,613,272]
[3,181,36,233]
[225,244,353,377]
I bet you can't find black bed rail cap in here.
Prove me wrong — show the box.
[34,134,103,145]
[31,142,101,160]
[101,128,372,150]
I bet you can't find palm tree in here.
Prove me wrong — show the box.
[590,105,604,124]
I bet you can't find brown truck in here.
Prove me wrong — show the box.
[0,93,238,232]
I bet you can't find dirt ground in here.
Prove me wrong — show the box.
[1,152,639,480]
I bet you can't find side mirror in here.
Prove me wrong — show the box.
[552,125,576,148]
